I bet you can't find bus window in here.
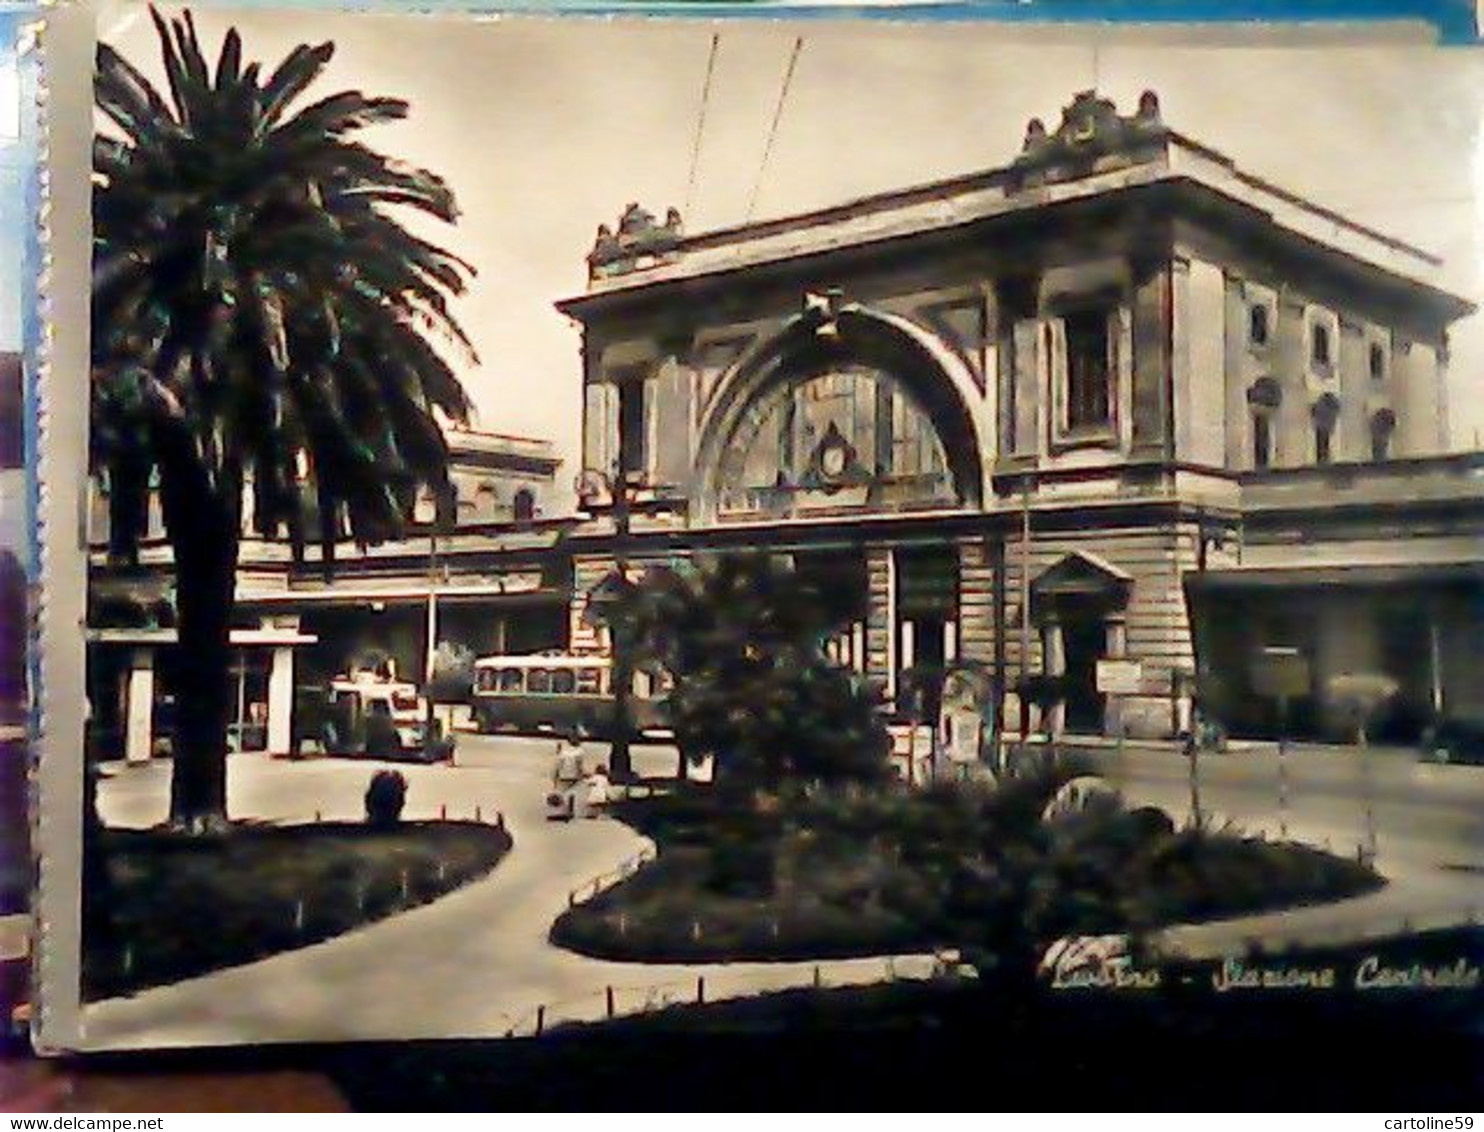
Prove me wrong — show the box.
[575,668,600,695]
[528,668,552,694]
[498,669,524,694]
[552,669,576,695]
[477,669,496,692]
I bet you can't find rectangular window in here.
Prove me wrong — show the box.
[1252,415,1273,470]
[1064,307,1112,431]
[1371,412,1395,461]
[1369,341,1387,383]
[1314,423,1333,465]
[1371,426,1391,462]
[1306,308,1339,380]
[1311,324,1330,367]
[1249,304,1270,347]
[617,378,646,479]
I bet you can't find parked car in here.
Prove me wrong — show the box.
[1421,714,1484,765]
[294,671,455,763]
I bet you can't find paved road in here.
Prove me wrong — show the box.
[1066,742,1484,873]
[83,736,920,1049]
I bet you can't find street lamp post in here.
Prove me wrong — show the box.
[607,473,636,783]
[423,527,439,760]
[1018,473,1032,752]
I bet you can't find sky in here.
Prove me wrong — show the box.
[100,7,1484,509]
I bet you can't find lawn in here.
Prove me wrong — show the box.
[550,770,1382,967]
[83,820,511,1001]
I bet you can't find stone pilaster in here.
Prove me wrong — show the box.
[865,546,896,703]
[957,538,996,665]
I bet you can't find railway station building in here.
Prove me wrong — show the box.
[556,89,1484,743]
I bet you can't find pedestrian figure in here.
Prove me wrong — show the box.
[553,727,586,789]
[581,762,612,818]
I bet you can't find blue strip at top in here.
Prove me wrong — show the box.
[187,0,1478,43]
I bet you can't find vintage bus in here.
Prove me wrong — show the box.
[472,654,669,738]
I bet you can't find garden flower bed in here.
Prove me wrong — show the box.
[84,820,511,1001]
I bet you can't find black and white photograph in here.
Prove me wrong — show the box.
[44,2,1484,1080]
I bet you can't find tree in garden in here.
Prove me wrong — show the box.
[92,10,473,827]
[612,553,892,790]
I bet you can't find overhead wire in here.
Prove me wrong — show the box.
[745,35,804,223]
[683,32,721,219]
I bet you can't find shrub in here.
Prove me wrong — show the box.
[705,830,776,898]
[364,770,408,828]
[609,553,894,789]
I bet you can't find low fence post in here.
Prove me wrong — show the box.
[439,803,447,820]
[606,985,615,1019]
[1277,732,1291,840]
[475,804,483,823]
[697,976,706,1005]
[536,1005,545,1036]
[812,965,822,989]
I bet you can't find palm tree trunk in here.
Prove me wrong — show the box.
[158,445,240,828]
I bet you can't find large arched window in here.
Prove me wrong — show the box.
[1247,377,1283,470]
[715,366,958,516]
[513,487,536,521]
[1370,409,1397,462]
[475,481,498,520]
[1312,394,1340,466]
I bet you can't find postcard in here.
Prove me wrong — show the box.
[27,3,1484,1054]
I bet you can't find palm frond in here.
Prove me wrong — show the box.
[95,43,178,141]
[95,8,475,570]
[214,26,242,88]
[257,40,335,129]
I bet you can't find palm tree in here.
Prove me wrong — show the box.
[91,9,474,827]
